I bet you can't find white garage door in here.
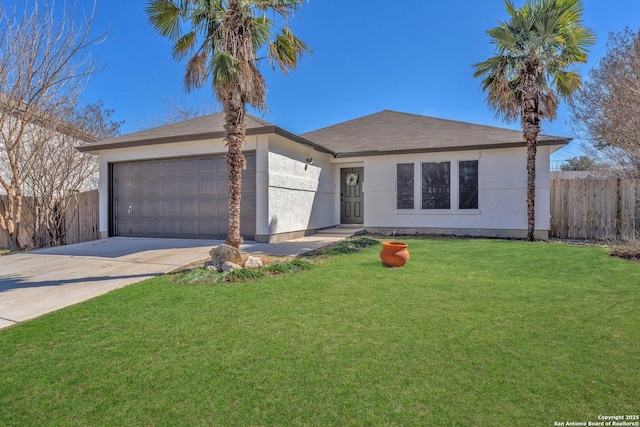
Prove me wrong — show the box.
[112,154,256,239]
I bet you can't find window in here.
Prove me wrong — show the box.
[458,160,478,209]
[422,162,450,209]
[396,163,414,209]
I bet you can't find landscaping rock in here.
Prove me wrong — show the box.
[204,261,219,271]
[243,256,263,269]
[209,244,241,269]
[221,261,241,272]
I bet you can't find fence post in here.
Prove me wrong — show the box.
[616,178,622,238]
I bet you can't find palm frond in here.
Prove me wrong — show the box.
[554,69,582,99]
[185,51,208,92]
[211,51,239,87]
[251,16,272,49]
[146,0,183,40]
[475,0,594,122]
[268,27,311,73]
[172,31,197,61]
[253,0,305,18]
[147,0,308,112]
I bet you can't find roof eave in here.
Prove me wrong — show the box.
[271,127,336,155]
[77,125,336,155]
[332,138,571,158]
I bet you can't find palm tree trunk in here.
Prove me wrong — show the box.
[223,99,247,249]
[525,139,537,241]
[522,63,541,242]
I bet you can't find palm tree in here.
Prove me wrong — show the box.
[473,0,594,241]
[146,0,310,248]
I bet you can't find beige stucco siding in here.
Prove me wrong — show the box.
[259,134,336,240]
[332,145,555,237]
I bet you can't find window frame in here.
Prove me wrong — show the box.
[394,159,480,214]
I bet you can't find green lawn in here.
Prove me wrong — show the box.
[1,238,639,426]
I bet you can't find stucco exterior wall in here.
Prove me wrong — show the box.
[259,134,336,241]
[333,145,555,238]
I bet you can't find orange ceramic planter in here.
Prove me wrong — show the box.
[380,241,410,267]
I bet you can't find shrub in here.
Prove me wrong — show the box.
[172,268,219,285]
[608,240,640,260]
[218,268,265,283]
[265,259,313,274]
[173,259,314,285]
[319,236,380,255]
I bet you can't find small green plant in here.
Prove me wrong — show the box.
[217,268,265,283]
[173,259,314,285]
[265,259,313,274]
[173,268,219,285]
[319,236,380,256]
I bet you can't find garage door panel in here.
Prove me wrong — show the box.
[164,220,179,235]
[181,200,197,216]
[200,199,216,216]
[198,158,216,173]
[113,154,256,239]
[115,200,129,216]
[147,220,163,235]
[163,161,180,175]
[131,220,146,235]
[242,178,256,192]
[131,181,147,197]
[146,200,163,216]
[214,157,227,172]
[240,198,255,212]
[199,220,215,235]
[180,177,197,195]
[129,201,145,216]
[216,199,229,215]
[148,179,165,197]
[198,178,215,195]
[161,178,179,195]
[116,220,130,235]
[216,180,228,194]
[181,220,197,235]
[180,158,199,174]
[164,200,179,216]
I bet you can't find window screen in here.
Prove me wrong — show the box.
[397,163,414,209]
[459,160,478,209]
[422,162,450,209]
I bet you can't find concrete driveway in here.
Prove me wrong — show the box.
[0,233,350,330]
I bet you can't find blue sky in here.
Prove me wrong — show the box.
[75,0,640,164]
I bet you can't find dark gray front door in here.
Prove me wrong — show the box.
[341,167,364,224]
[112,154,256,239]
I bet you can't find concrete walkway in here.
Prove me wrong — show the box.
[0,233,354,330]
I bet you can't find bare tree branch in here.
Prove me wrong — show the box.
[0,1,118,250]
[570,28,640,178]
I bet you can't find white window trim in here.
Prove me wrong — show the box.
[394,159,480,215]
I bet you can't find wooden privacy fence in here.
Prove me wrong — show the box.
[551,178,640,240]
[0,189,99,249]
[63,189,100,245]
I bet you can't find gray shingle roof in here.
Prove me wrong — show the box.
[78,109,570,157]
[301,110,570,157]
[77,112,332,154]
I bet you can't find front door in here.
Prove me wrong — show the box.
[341,167,364,224]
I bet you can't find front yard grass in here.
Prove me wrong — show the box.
[1,238,638,426]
